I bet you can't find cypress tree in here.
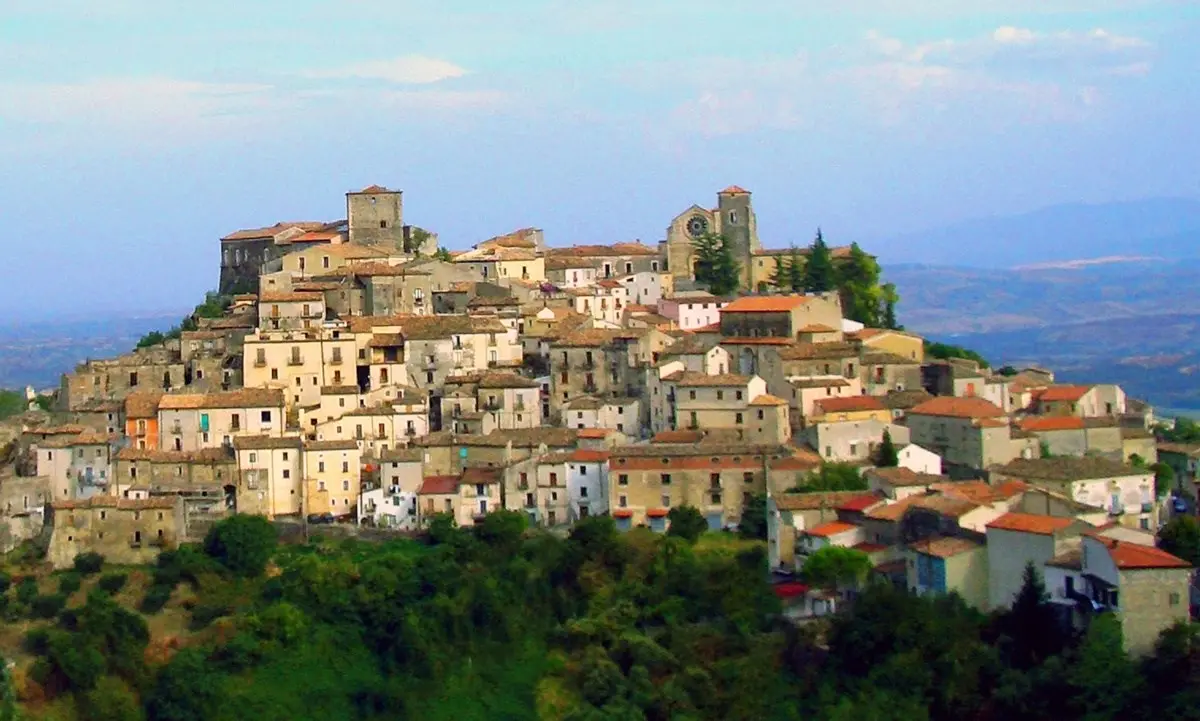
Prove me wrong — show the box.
[802,228,836,293]
[787,245,804,292]
[875,430,899,467]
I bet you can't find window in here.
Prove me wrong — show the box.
[619,495,628,508]
[661,494,671,507]
[318,481,326,491]
[1170,592,1181,607]
[729,210,738,223]
[735,412,743,425]
[743,472,753,484]
[261,411,272,423]
[716,391,724,401]
[342,461,350,473]
[757,409,765,420]
[580,487,588,498]
[318,461,325,473]
[735,391,743,401]
[661,473,672,485]
[343,480,350,491]
[710,473,721,488]
[249,452,257,464]
[618,474,628,486]
[282,470,290,479]
[689,391,696,400]
[625,262,632,274]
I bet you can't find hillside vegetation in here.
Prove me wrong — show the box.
[2,513,1198,720]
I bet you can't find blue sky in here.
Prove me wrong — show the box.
[1,0,1197,318]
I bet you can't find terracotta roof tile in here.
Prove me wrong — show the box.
[233,435,304,451]
[259,291,324,304]
[776,491,878,512]
[837,493,886,512]
[419,476,460,495]
[1091,535,1191,569]
[1038,385,1092,402]
[909,396,1005,419]
[993,456,1142,483]
[721,295,810,313]
[159,388,284,411]
[987,512,1074,536]
[1019,416,1086,432]
[304,440,360,452]
[719,185,750,195]
[806,521,859,537]
[124,392,164,419]
[867,467,948,487]
[673,372,752,388]
[749,393,788,406]
[814,396,886,414]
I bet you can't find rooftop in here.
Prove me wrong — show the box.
[1038,385,1093,403]
[806,521,859,537]
[987,512,1075,536]
[1090,535,1192,570]
[909,396,1005,419]
[721,295,810,313]
[866,467,948,487]
[993,456,1143,483]
[908,536,983,559]
[813,396,886,414]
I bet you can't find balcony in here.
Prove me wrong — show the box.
[287,356,305,366]
[148,537,167,548]
[1141,502,1154,513]
[329,355,343,366]
[518,480,530,491]
[583,383,598,394]
[405,427,417,437]
[374,432,388,441]
[254,358,268,368]
[578,359,595,370]
[483,400,503,412]
[514,400,526,412]
[170,422,183,435]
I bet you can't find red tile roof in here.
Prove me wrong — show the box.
[909,396,1005,419]
[576,428,612,439]
[613,509,634,519]
[571,449,610,463]
[646,508,670,518]
[1038,385,1092,402]
[853,542,889,553]
[419,476,460,495]
[836,494,885,512]
[749,394,787,406]
[1091,536,1191,569]
[806,521,859,537]
[909,537,983,558]
[987,512,1074,536]
[719,185,750,195]
[652,430,704,444]
[814,396,886,414]
[721,295,809,313]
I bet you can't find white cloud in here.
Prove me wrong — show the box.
[304,56,468,84]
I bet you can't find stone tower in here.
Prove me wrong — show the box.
[716,186,759,288]
[346,185,404,248]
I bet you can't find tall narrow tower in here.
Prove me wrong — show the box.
[346,185,404,248]
[716,185,758,288]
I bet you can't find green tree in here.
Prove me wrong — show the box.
[690,232,720,287]
[769,255,790,290]
[801,546,871,592]
[1039,440,1053,459]
[691,232,740,295]
[145,648,222,721]
[83,675,144,721]
[787,245,804,291]
[996,563,1070,669]
[797,463,868,492]
[839,242,883,325]
[1068,613,1141,720]
[1158,417,1200,443]
[875,430,899,467]
[924,341,990,369]
[738,493,768,540]
[1150,462,1176,496]
[1141,621,1200,717]
[1159,515,1200,566]
[203,514,278,577]
[666,506,708,543]
[880,282,900,330]
[0,654,17,721]
[433,247,453,262]
[802,229,836,293]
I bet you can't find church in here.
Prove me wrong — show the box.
[661,186,762,291]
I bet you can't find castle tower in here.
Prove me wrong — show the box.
[715,186,758,288]
[346,185,404,248]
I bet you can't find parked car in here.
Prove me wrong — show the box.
[306,513,335,525]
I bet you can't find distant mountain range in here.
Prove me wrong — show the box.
[872,197,1200,268]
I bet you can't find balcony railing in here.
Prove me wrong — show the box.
[405,427,417,437]
[287,356,305,366]
[329,355,343,366]
[583,383,598,394]
[483,401,502,411]
[254,358,268,368]
[514,400,526,412]
[170,422,183,435]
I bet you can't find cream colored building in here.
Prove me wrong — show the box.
[36,432,114,500]
[313,398,428,457]
[990,457,1158,530]
[258,291,327,332]
[279,242,390,277]
[233,435,304,518]
[303,440,362,518]
[157,388,286,452]
[243,327,358,408]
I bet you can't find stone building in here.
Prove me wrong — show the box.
[232,435,304,518]
[608,442,794,531]
[220,221,332,295]
[718,294,844,341]
[157,388,286,452]
[242,327,358,408]
[59,346,188,412]
[36,432,115,501]
[113,447,237,510]
[663,186,761,289]
[303,440,362,518]
[441,371,541,431]
[47,496,183,569]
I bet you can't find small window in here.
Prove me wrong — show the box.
[661,473,672,485]
[618,474,629,486]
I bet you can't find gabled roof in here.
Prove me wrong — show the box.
[993,456,1143,483]
[721,295,809,313]
[866,467,947,488]
[1019,416,1086,432]
[775,491,876,512]
[749,393,788,407]
[233,435,304,451]
[909,396,1005,419]
[719,185,750,195]
[986,512,1074,536]
[836,494,886,512]
[1089,535,1191,569]
[352,184,397,194]
[1038,385,1092,402]
[159,388,284,411]
[419,476,460,495]
[672,372,751,388]
[124,392,164,419]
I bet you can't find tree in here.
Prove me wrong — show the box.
[1067,613,1141,720]
[203,514,278,577]
[801,546,871,592]
[666,506,708,543]
[433,247,453,262]
[925,341,990,368]
[738,494,768,540]
[996,365,1018,376]
[996,563,1070,669]
[145,648,222,721]
[839,242,883,325]
[802,229,836,293]
[786,245,804,292]
[1039,441,1053,459]
[796,463,867,492]
[1158,417,1200,443]
[1150,462,1176,496]
[769,255,789,290]
[875,430,899,467]
[691,232,740,295]
[83,675,144,721]
[1158,515,1200,566]
[879,282,900,330]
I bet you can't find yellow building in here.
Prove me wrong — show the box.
[302,440,362,518]
[233,435,304,518]
[808,395,891,425]
[850,328,925,363]
[905,536,990,610]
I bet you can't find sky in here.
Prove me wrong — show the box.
[1,0,1198,318]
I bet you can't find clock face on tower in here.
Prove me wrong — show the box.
[685,215,709,238]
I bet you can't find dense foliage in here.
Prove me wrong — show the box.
[768,232,900,329]
[792,462,868,492]
[691,232,742,296]
[925,340,991,369]
[10,515,1200,720]
[136,292,232,349]
[1159,416,1200,443]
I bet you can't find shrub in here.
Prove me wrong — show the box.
[31,594,67,619]
[22,627,50,654]
[0,571,11,594]
[74,552,105,576]
[188,603,231,631]
[58,572,83,596]
[203,515,277,578]
[139,585,172,615]
[16,577,39,604]
[97,573,128,595]
[82,675,143,721]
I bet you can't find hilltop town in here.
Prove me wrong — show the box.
[2,183,1194,659]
